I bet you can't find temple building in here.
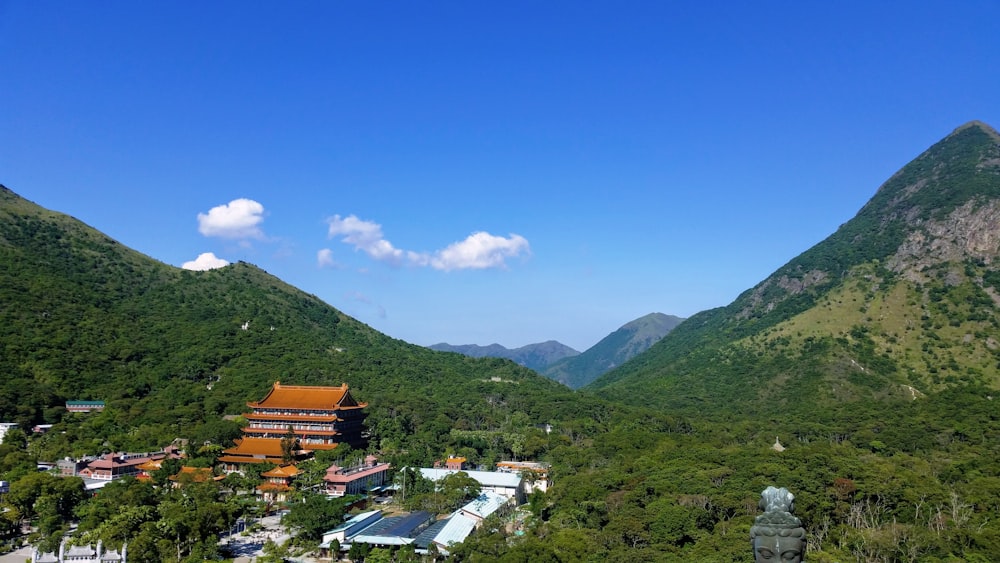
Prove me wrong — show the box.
[258,465,301,502]
[218,437,307,473]
[220,381,368,472]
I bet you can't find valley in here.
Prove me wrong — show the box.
[2,121,1000,561]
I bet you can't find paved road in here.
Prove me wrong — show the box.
[0,545,31,563]
[222,514,292,563]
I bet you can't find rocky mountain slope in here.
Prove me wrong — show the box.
[587,121,1000,415]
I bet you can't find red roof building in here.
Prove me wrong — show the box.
[258,464,301,502]
[77,446,183,482]
[242,381,368,451]
[324,455,391,497]
[218,437,304,473]
[220,382,368,473]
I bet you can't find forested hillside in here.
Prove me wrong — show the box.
[4,119,1000,562]
[428,340,579,372]
[543,312,684,388]
[588,121,1000,415]
[0,184,606,467]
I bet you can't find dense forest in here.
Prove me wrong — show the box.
[3,122,1000,561]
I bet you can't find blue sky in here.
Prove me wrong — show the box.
[2,2,998,351]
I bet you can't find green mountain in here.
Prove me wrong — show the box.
[0,185,599,463]
[587,121,1000,415]
[543,312,684,389]
[427,340,579,372]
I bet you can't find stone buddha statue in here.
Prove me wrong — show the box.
[749,486,806,562]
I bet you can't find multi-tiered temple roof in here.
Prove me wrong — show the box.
[221,381,368,471]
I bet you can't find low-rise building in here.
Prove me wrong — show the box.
[0,422,18,443]
[320,510,383,548]
[316,492,512,557]
[168,467,225,487]
[65,401,105,413]
[324,455,391,497]
[72,447,182,482]
[496,460,551,493]
[459,491,511,524]
[32,540,125,563]
[418,468,525,503]
[257,464,300,502]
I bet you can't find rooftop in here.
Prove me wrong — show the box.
[262,464,301,478]
[351,510,433,545]
[461,491,509,520]
[419,468,523,490]
[431,515,477,549]
[248,381,367,411]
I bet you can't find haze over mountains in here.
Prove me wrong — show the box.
[427,340,580,373]
[429,312,684,388]
[3,121,999,421]
[3,121,1000,560]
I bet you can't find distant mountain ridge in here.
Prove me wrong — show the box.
[542,313,685,388]
[427,340,579,372]
[587,121,1000,415]
[432,312,684,388]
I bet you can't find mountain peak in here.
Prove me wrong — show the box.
[587,121,1000,412]
[952,120,1000,142]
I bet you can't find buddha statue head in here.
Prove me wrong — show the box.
[749,486,806,562]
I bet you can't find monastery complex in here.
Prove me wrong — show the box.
[219,381,368,471]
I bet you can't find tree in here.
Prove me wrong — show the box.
[282,491,350,542]
[348,540,370,561]
[439,471,482,508]
[280,426,299,464]
[151,457,183,487]
[1,427,27,449]
[258,539,290,563]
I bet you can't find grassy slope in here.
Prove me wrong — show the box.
[584,122,1000,414]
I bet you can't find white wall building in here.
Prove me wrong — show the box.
[418,468,525,503]
[0,422,18,444]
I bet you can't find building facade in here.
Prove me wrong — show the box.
[324,455,391,497]
[220,381,368,472]
[242,381,368,450]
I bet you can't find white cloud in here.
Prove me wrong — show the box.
[326,214,530,271]
[326,215,405,264]
[317,248,337,268]
[431,232,531,271]
[182,252,230,271]
[198,198,266,239]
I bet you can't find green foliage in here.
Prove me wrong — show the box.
[0,185,605,470]
[281,491,352,542]
[72,477,238,562]
[4,123,1000,562]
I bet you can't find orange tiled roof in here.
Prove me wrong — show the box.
[305,443,340,451]
[136,459,163,472]
[248,381,368,410]
[222,437,288,457]
[169,467,224,482]
[257,482,292,492]
[218,454,285,464]
[261,465,301,478]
